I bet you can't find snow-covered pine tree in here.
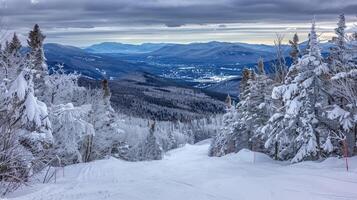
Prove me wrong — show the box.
[328,14,350,74]
[209,68,254,157]
[27,24,48,98]
[87,79,126,161]
[266,20,330,162]
[210,62,273,156]
[8,33,22,55]
[325,14,357,156]
[238,61,274,152]
[0,33,23,86]
[0,66,53,184]
[136,121,163,160]
[209,99,239,157]
[239,68,251,96]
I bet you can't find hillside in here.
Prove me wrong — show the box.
[79,72,226,121]
[44,43,159,79]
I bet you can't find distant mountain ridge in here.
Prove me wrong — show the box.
[44,43,160,79]
[85,41,332,66]
[85,42,168,54]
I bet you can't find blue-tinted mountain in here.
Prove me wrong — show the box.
[44,43,159,79]
[85,42,168,54]
[108,41,280,66]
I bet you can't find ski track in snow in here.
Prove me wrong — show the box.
[6,140,357,200]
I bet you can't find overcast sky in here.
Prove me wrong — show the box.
[1,0,356,46]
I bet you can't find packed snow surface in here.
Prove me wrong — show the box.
[7,140,357,200]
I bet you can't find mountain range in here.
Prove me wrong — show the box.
[43,41,333,95]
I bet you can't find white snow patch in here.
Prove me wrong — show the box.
[7,142,357,200]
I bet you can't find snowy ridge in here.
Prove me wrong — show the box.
[7,141,357,200]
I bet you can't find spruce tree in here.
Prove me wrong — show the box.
[137,121,163,160]
[0,66,53,181]
[329,14,349,73]
[326,14,357,156]
[8,33,22,54]
[266,20,330,162]
[87,79,125,161]
[27,24,48,98]
[0,33,23,85]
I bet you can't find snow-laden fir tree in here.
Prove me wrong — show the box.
[135,121,163,160]
[86,79,126,161]
[328,14,350,74]
[209,100,239,157]
[0,66,53,186]
[238,61,274,152]
[210,62,273,156]
[0,33,23,86]
[209,68,253,157]
[265,20,330,162]
[27,24,48,98]
[8,33,22,55]
[325,14,357,156]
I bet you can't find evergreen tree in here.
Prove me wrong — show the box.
[136,121,163,160]
[211,62,274,156]
[87,79,125,161]
[239,68,251,96]
[209,104,239,157]
[27,24,48,98]
[266,20,330,162]
[0,66,53,182]
[329,14,350,73]
[326,14,357,156]
[0,33,23,85]
[289,33,300,64]
[8,33,22,54]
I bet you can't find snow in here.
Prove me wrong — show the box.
[7,140,357,200]
[327,105,353,131]
[8,71,28,101]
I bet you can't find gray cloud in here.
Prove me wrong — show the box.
[0,0,355,45]
[2,0,356,28]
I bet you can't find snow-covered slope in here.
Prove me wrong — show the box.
[7,140,357,200]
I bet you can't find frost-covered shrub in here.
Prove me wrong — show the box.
[50,103,95,165]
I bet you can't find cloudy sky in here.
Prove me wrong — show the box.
[0,0,356,46]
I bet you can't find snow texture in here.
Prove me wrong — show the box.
[7,141,357,200]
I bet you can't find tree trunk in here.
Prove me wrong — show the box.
[354,125,357,155]
[274,142,278,160]
[84,135,93,162]
[346,131,355,157]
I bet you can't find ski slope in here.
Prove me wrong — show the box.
[7,140,357,200]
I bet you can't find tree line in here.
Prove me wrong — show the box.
[210,15,357,163]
